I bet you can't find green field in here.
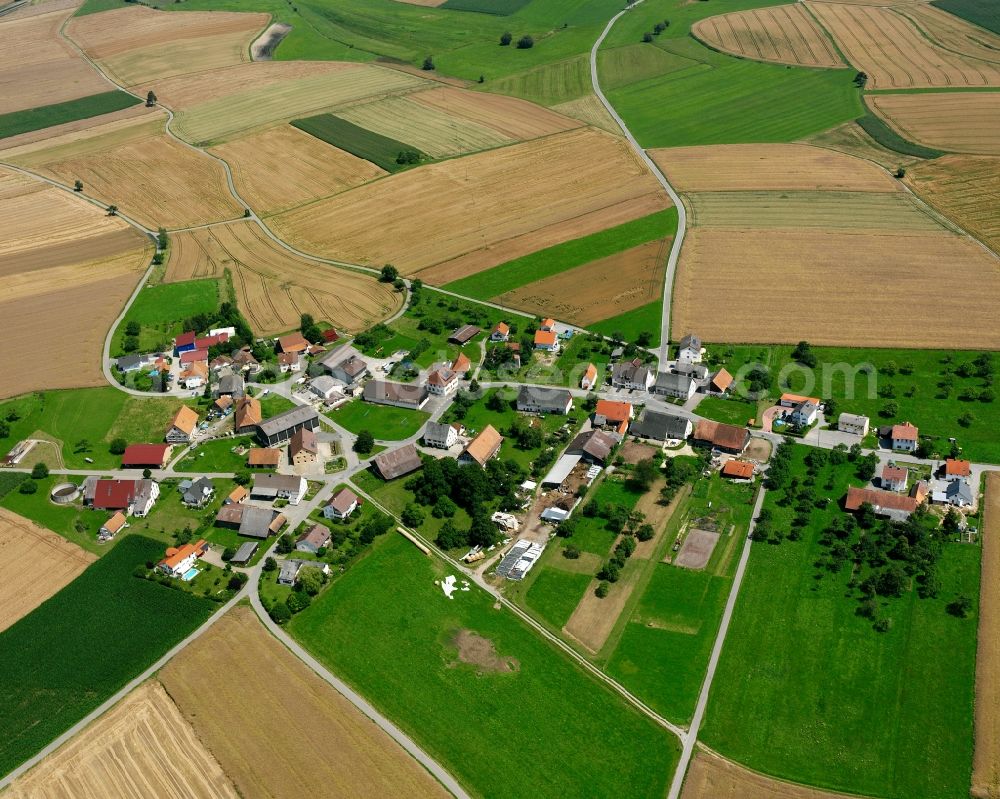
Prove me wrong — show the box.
[856,110,945,158]
[1,477,108,555]
[597,42,696,91]
[289,532,679,799]
[932,0,1000,34]
[0,536,215,777]
[292,114,423,172]
[443,208,678,299]
[696,396,757,427]
[175,437,251,473]
[331,399,429,440]
[114,278,221,355]
[701,446,979,799]
[486,56,592,105]
[588,300,662,346]
[440,0,531,15]
[523,566,592,628]
[0,91,138,139]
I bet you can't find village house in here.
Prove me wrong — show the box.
[179,348,209,367]
[90,478,160,516]
[533,329,560,353]
[706,368,734,395]
[256,406,320,447]
[786,399,819,428]
[277,332,310,354]
[693,420,750,454]
[612,358,654,391]
[213,395,233,415]
[721,460,755,481]
[653,371,695,400]
[323,487,359,520]
[845,486,919,522]
[677,333,703,363]
[593,399,633,435]
[451,352,472,377]
[581,363,598,391]
[251,473,307,504]
[217,372,245,399]
[116,353,151,373]
[277,352,303,373]
[296,524,332,554]
[231,348,260,374]
[943,459,972,481]
[165,406,199,444]
[539,318,556,332]
[319,344,369,386]
[234,396,263,433]
[674,361,709,381]
[309,375,342,401]
[629,409,692,443]
[215,504,285,539]
[423,421,460,449]
[372,444,422,480]
[278,559,332,587]
[448,324,481,345]
[566,428,620,465]
[157,539,208,578]
[289,427,319,467]
[247,448,281,468]
[516,386,573,415]
[490,322,510,342]
[209,354,233,373]
[179,361,208,390]
[121,443,172,470]
[933,480,974,508]
[226,485,248,505]
[459,425,504,468]
[838,413,870,437]
[881,465,908,493]
[890,422,919,452]
[99,511,128,541]
[181,477,214,508]
[363,380,430,410]
[174,331,196,355]
[426,367,460,396]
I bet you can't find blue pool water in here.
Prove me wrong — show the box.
[181,567,199,582]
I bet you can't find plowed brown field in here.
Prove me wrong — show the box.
[67,6,268,87]
[671,228,1000,348]
[165,220,401,334]
[159,606,450,799]
[650,144,898,193]
[905,155,1000,254]
[0,7,110,114]
[693,5,844,69]
[806,2,1000,89]
[868,92,1000,155]
[5,681,238,799]
[495,239,669,326]
[271,127,670,279]
[973,472,1000,799]
[0,508,95,633]
[211,125,386,215]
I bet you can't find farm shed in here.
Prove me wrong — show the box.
[541,454,583,488]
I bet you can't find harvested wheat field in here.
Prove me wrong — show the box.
[210,125,385,215]
[272,127,670,280]
[496,239,669,326]
[553,94,621,134]
[0,103,156,153]
[413,87,581,140]
[5,681,238,799]
[0,509,95,633]
[692,5,844,69]
[0,0,81,22]
[650,144,899,193]
[899,3,1000,67]
[67,6,268,87]
[681,748,875,799]
[806,2,1000,89]
[868,92,1000,155]
[905,155,1000,255]
[159,606,450,799]
[973,472,1000,799]
[165,63,426,145]
[672,228,1000,348]
[0,7,110,114]
[803,121,925,172]
[165,221,401,334]
[6,115,242,229]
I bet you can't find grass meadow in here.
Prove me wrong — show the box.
[589,300,662,345]
[174,437,253,473]
[701,447,979,799]
[931,0,1000,34]
[113,278,221,356]
[0,536,215,777]
[523,567,592,628]
[289,531,679,799]
[331,400,429,440]
[0,91,138,139]
[292,114,422,172]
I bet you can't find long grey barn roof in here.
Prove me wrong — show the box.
[257,406,319,437]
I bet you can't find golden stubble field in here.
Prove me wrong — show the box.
[0,508,95,633]
[973,472,1000,798]
[159,606,450,799]
[5,681,238,799]
[271,127,670,281]
[166,220,402,335]
[0,5,111,114]
[692,5,844,69]
[868,93,1000,155]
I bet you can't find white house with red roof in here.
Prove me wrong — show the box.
[890,422,919,452]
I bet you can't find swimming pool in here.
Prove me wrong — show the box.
[181,567,199,582]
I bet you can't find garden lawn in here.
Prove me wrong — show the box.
[697,396,757,427]
[0,91,138,139]
[561,478,641,556]
[113,278,221,355]
[289,532,678,799]
[701,448,979,799]
[0,536,215,777]
[524,566,592,629]
[588,300,662,346]
[331,400,428,440]
[175,437,252,473]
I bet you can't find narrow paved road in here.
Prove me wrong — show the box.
[589,0,687,367]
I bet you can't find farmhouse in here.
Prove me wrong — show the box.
[323,487,359,520]
[174,331,196,355]
[278,559,331,587]
[449,325,481,345]
[319,344,369,386]
[99,511,128,541]
[363,380,430,410]
[845,486,919,521]
[541,453,583,489]
[195,332,229,350]
[516,386,573,415]
[157,539,208,578]
[116,353,150,373]
[721,460,755,480]
[943,459,972,480]
[179,349,209,366]
[890,422,919,452]
[121,443,172,469]
[256,406,320,446]
[210,355,233,373]
[459,425,503,467]
[230,541,258,565]
[234,396,263,433]
[490,322,510,342]
[540,318,556,332]
[629,409,692,442]
[181,477,214,508]
[247,447,280,468]
[165,406,199,444]
[581,363,598,390]
[217,373,245,399]
[220,505,285,538]
[232,348,260,373]
[707,368,733,394]
[252,474,307,504]
[451,352,472,377]
[677,333,703,363]
[309,375,342,401]
[179,361,208,389]
[534,329,560,352]
[277,352,303,373]
[674,361,709,381]
[838,413,870,437]
[423,421,459,449]
[567,428,620,464]
[373,444,422,480]
[881,465,908,493]
[296,524,331,554]
[426,367,459,396]
[277,332,310,354]
[693,420,750,454]
[612,358,654,391]
[593,400,633,435]
[653,371,696,400]
[288,427,318,466]
[214,395,233,414]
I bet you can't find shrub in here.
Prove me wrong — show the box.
[500,31,512,45]
[516,35,534,49]
[269,601,292,624]
[595,581,610,598]
[30,462,49,479]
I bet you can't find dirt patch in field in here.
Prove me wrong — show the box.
[675,528,720,571]
[744,438,772,463]
[693,5,844,68]
[449,629,520,673]
[251,22,291,60]
[681,748,877,799]
[0,7,110,114]
[492,238,669,326]
[650,144,899,193]
[160,606,449,799]
[869,92,1000,155]
[5,681,238,799]
[564,558,639,653]
[973,472,1000,798]
[165,220,402,335]
[619,441,660,465]
[672,228,1000,348]
[210,124,386,215]
[0,508,94,633]
[633,481,690,560]
[272,127,670,279]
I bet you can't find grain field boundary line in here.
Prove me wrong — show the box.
[799,1,852,68]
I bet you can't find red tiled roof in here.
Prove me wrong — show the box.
[845,486,919,513]
[121,443,171,467]
[277,332,310,353]
[195,332,229,350]
[594,400,632,424]
[179,349,209,365]
[175,331,195,347]
[781,392,820,405]
[327,487,359,514]
[582,363,597,386]
[92,479,138,510]
[882,465,907,483]
[711,368,734,392]
[534,330,557,346]
[248,448,280,466]
[159,539,207,570]
[451,353,472,374]
[945,459,971,477]
[694,420,749,451]
[721,460,754,479]
[891,422,918,440]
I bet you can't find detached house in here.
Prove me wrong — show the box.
[234,396,262,433]
[593,400,633,435]
[277,332,310,354]
[319,344,369,386]
[363,380,430,410]
[165,406,199,444]
[289,427,319,466]
[516,386,573,415]
[426,367,459,396]
[534,329,559,353]
[157,540,208,578]
[581,363,598,391]
[296,524,332,554]
[451,352,472,377]
[677,334,703,363]
[881,465,908,493]
[251,474,307,504]
[567,429,619,465]
[323,487,359,520]
[653,371,695,400]
[490,322,510,342]
[786,400,819,428]
[459,425,504,467]
[181,477,214,508]
[612,358,654,391]
[838,413,870,437]
[423,421,460,449]
[943,459,972,481]
[890,422,919,452]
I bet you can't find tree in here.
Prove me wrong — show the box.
[433,495,457,518]
[228,572,248,591]
[636,330,652,347]
[636,523,654,542]
[422,55,435,70]
[401,503,425,528]
[563,546,581,560]
[286,591,311,613]
[894,167,906,179]
[31,462,49,479]
[298,566,326,596]
[879,400,898,418]
[947,595,972,618]
[142,467,152,479]
[653,21,666,34]
[109,437,127,454]
[222,547,236,562]
[234,469,251,486]
[125,320,141,337]
[18,480,37,495]
[958,411,975,428]
[516,34,534,49]
[276,534,294,555]
[263,556,277,572]
[145,90,157,107]
[396,150,420,165]
[500,31,512,45]
[791,340,817,368]
[106,205,118,216]
[353,430,375,454]
[595,581,610,598]
[853,71,868,88]
[379,264,399,283]
[627,458,659,492]
[269,601,292,624]
[73,179,83,192]
[0,421,9,439]
[642,31,654,42]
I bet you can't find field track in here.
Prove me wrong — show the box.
[868,92,1000,154]
[0,508,95,634]
[693,5,844,69]
[4,681,238,799]
[973,472,1000,799]
[159,606,450,799]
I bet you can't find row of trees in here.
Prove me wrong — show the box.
[641,19,670,42]
[499,32,534,48]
